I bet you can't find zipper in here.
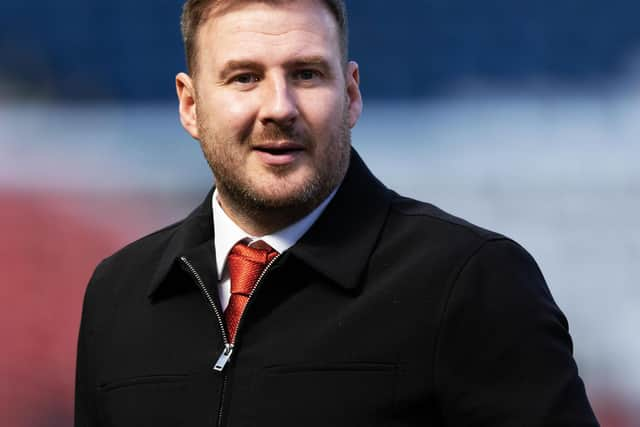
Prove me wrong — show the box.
[180,256,230,355]
[214,343,233,371]
[181,253,279,427]
[180,254,279,370]
[216,374,229,427]
[180,256,230,427]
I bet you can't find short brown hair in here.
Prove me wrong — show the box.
[180,0,349,75]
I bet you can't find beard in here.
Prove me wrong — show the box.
[196,102,352,230]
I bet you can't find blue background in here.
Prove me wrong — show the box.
[2,0,640,99]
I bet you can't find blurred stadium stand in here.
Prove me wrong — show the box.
[2,0,640,100]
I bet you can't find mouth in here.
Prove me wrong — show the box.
[252,142,305,166]
[253,141,305,155]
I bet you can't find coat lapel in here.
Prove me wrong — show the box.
[289,149,393,290]
[147,188,216,298]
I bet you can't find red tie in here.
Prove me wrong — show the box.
[225,242,278,343]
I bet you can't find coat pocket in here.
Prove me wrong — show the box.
[97,374,196,427]
[249,362,397,427]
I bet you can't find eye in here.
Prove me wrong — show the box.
[232,73,260,85]
[293,69,321,81]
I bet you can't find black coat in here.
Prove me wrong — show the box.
[75,150,599,426]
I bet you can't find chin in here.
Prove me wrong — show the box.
[250,177,323,209]
[256,185,311,206]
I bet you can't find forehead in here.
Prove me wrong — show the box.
[197,1,340,66]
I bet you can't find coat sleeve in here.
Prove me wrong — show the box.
[434,238,600,426]
[74,265,102,427]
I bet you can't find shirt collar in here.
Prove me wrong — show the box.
[212,187,338,279]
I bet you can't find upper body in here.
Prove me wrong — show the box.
[75,151,599,426]
[75,0,599,425]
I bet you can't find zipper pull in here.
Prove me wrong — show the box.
[213,344,234,371]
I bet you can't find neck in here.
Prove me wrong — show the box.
[215,192,320,237]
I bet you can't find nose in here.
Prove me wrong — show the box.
[258,74,299,126]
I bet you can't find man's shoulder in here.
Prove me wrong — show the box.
[387,192,504,244]
[94,189,212,279]
[381,191,547,296]
[382,192,548,304]
[84,217,187,303]
[102,219,184,272]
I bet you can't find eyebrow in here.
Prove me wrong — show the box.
[218,60,265,81]
[217,55,335,80]
[286,56,332,71]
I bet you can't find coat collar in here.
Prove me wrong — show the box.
[147,189,215,298]
[147,148,392,298]
[288,149,392,289]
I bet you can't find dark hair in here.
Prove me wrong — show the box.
[180,0,348,75]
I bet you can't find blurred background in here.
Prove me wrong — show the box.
[1,0,639,425]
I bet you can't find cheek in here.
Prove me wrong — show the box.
[198,90,258,133]
[300,91,344,130]
[225,92,258,117]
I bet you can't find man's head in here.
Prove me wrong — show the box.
[180,0,349,76]
[175,0,362,235]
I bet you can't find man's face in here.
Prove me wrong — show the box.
[177,0,362,231]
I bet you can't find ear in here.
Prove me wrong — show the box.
[345,61,363,128]
[176,72,199,139]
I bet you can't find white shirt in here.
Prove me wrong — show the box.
[212,188,338,311]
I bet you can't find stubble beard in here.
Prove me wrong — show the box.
[197,106,352,232]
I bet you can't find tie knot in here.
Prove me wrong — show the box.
[227,241,278,295]
[230,241,278,265]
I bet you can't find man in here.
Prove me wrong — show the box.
[75,0,600,426]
